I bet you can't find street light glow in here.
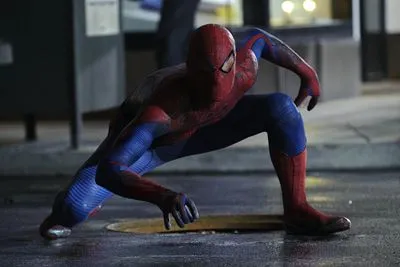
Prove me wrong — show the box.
[281,1,295,14]
[303,0,316,12]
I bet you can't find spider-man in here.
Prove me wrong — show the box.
[40,24,351,239]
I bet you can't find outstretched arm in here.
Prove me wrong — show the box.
[96,110,170,205]
[238,28,320,110]
[96,106,199,229]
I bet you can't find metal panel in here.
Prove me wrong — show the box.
[73,0,126,114]
[0,0,126,148]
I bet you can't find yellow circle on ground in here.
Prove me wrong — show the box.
[106,214,284,234]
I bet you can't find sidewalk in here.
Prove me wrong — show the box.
[0,92,399,175]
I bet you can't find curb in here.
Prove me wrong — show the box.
[0,141,399,176]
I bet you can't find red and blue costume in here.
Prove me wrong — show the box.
[40,24,350,239]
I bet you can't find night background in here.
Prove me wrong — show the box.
[0,0,399,266]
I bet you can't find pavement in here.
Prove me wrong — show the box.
[0,171,399,266]
[0,86,399,176]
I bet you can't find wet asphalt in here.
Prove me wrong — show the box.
[0,171,399,267]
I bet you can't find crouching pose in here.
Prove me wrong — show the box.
[40,24,351,239]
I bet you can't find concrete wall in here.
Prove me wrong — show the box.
[317,39,361,100]
[385,0,400,79]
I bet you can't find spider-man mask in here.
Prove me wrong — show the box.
[186,24,236,102]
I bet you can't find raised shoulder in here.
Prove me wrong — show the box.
[235,33,258,92]
[125,64,185,104]
[120,64,186,119]
[235,27,275,61]
[235,43,259,91]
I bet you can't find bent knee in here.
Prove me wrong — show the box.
[264,93,306,155]
[95,160,119,188]
[62,192,102,226]
[265,93,301,124]
[96,159,136,190]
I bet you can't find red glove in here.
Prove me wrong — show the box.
[294,76,320,111]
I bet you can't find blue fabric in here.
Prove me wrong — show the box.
[150,93,306,165]
[141,0,162,10]
[108,123,164,167]
[56,94,306,227]
[264,93,307,156]
[63,166,113,226]
[236,28,275,61]
[58,123,165,227]
[105,122,168,179]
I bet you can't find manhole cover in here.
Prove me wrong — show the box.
[106,214,284,234]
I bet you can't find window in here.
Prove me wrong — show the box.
[269,0,352,28]
[194,0,244,27]
[122,0,244,33]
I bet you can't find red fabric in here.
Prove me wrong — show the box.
[186,24,236,102]
[141,24,258,146]
[235,46,258,93]
[107,161,173,206]
[269,149,330,224]
[136,105,171,125]
[120,170,173,207]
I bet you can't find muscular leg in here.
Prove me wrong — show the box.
[152,93,301,160]
[39,113,171,240]
[46,94,272,233]
[41,93,349,239]
[43,92,294,235]
[40,113,129,239]
[149,93,350,235]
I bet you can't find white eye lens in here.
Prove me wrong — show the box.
[221,52,235,73]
